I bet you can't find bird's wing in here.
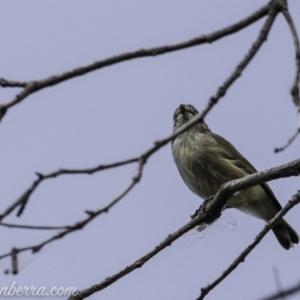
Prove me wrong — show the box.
[213,133,283,211]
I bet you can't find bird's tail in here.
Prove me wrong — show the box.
[272,219,299,250]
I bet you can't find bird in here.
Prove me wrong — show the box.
[172,104,299,250]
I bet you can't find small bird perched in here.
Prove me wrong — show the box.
[172,104,299,250]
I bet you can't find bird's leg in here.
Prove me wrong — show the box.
[190,195,214,220]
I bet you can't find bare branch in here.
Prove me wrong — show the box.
[0,222,69,230]
[0,78,27,88]
[0,157,138,220]
[282,8,300,109]
[67,158,300,300]
[274,6,300,152]
[207,158,300,213]
[197,191,300,300]
[0,3,270,121]
[0,158,145,263]
[274,127,300,153]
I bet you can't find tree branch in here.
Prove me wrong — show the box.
[197,191,300,300]
[0,157,145,262]
[0,157,138,220]
[0,78,27,88]
[274,5,300,152]
[0,3,270,121]
[0,222,69,230]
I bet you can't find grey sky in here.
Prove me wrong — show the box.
[0,1,299,299]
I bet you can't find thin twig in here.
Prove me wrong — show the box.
[197,191,300,300]
[275,7,300,152]
[0,222,69,230]
[0,3,270,121]
[281,8,300,108]
[274,128,300,153]
[0,78,27,88]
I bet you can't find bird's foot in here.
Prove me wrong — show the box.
[190,195,214,220]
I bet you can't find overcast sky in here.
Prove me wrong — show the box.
[0,1,300,299]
